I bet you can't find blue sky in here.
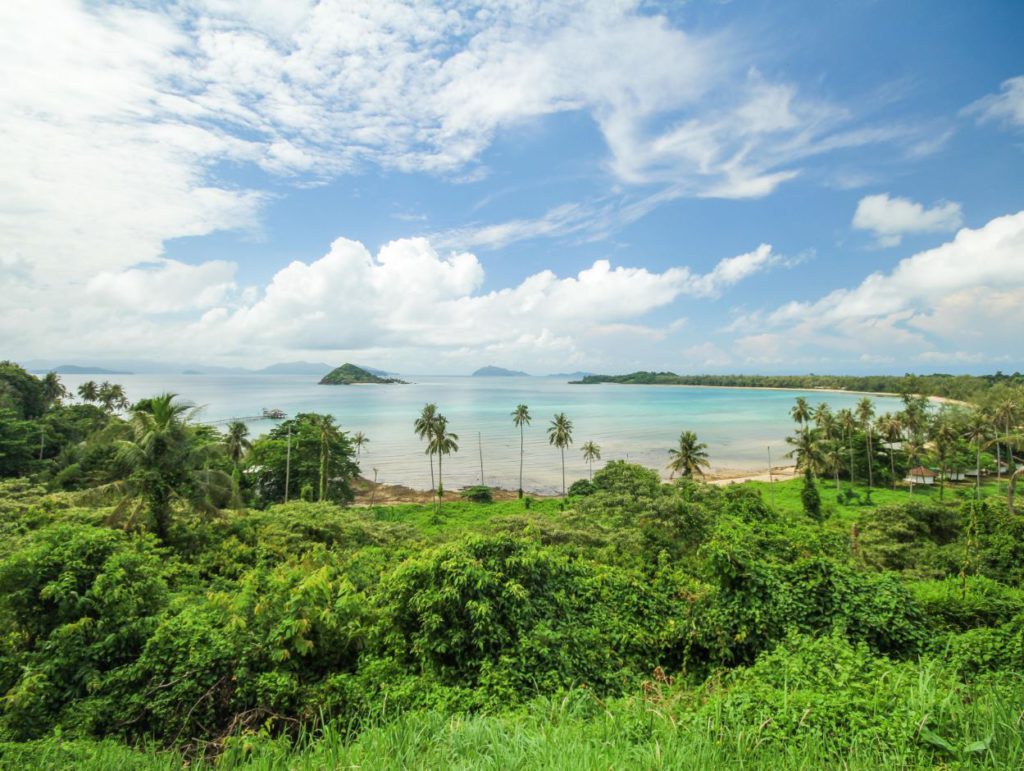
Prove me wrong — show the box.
[3,0,1024,374]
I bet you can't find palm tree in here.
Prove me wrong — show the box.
[353,431,369,457]
[822,443,842,492]
[791,397,811,434]
[992,398,1019,478]
[512,404,531,497]
[837,408,857,485]
[785,427,822,477]
[414,403,439,497]
[856,397,876,487]
[667,430,710,480]
[547,413,574,496]
[77,380,99,403]
[903,434,926,495]
[98,382,129,413]
[964,410,993,501]
[581,440,601,480]
[931,416,959,501]
[224,421,252,466]
[113,393,231,543]
[41,372,67,408]
[308,414,343,502]
[427,415,459,513]
[876,413,903,491]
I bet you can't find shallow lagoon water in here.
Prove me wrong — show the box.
[58,374,904,494]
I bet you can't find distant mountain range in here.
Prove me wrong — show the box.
[472,365,530,377]
[27,360,397,377]
[43,364,134,375]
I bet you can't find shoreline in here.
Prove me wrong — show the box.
[577,381,967,405]
[351,465,801,504]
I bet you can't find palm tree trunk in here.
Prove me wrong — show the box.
[889,446,896,491]
[519,425,524,498]
[589,459,593,481]
[1009,466,1024,516]
[319,439,328,501]
[866,433,874,488]
[560,446,565,496]
[437,452,443,514]
[834,465,840,492]
[976,445,981,501]
[429,453,436,500]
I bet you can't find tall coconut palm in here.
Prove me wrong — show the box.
[964,410,993,501]
[414,403,439,496]
[547,413,574,496]
[992,398,1019,477]
[837,408,857,485]
[428,415,459,513]
[511,404,531,497]
[581,440,601,480]
[856,397,876,488]
[931,416,959,501]
[113,393,231,543]
[876,413,904,490]
[308,414,343,502]
[77,380,99,403]
[903,434,926,496]
[791,397,811,435]
[224,421,252,467]
[352,431,369,457]
[822,443,842,492]
[667,430,710,480]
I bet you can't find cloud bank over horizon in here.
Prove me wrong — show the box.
[2,0,1023,374]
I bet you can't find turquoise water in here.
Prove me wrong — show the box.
[57,374,904,494]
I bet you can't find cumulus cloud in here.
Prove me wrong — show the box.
[963,75,1024,129]
[735,210,1024,366]
[852,193,963,247]
[196,238,780,356]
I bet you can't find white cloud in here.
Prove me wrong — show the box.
[87,260,239,313]
[963,75,1024,129]
[852,193,963,247]
[739,210,1024,366]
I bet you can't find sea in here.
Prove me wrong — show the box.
[56,374,904,494]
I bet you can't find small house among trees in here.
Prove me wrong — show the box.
[905,466,936,485]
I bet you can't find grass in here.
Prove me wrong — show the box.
[742,476,1009,522]
[4,680,1021,770]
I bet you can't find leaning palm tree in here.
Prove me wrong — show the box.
[547,413,574,496]
[856,397,876,487]
[352,431,369,457]
[414,403,439,496]
[581,440,601,480]
[876,413,904,491]
[964,410,993,501]
[224,420,252,467]
[112,393,231,543]
[667,430,710,480]
[822,443,843,492]
[992,398,1019,478]
[512,404,531,497]
[428,415,459,513]
[931,416,959,501]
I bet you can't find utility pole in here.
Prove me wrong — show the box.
[284,424,292,503]
[767,445,776,510]
[478,431,485,486]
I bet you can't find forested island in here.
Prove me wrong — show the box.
[319,363,407,385]
[0,359,1022,768]
[571,371,1024,401]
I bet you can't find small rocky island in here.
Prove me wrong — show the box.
[319,363,407,385]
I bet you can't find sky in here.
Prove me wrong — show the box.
[2,0,1024,375]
